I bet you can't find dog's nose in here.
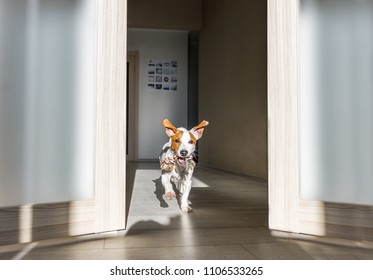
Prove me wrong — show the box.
[180,149,188,157]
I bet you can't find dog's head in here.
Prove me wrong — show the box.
[162,119,209,158]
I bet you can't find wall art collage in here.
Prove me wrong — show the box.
[147,60,178,91]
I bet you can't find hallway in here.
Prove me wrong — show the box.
[1,162,373,260]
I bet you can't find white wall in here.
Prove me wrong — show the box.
[128,29,188,159]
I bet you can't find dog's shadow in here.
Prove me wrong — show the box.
[152,177,181,209]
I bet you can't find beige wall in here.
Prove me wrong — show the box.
[198,0,267,178]
[128,0,202,31]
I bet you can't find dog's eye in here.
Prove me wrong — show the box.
[188,140,194,144]
[175,139,180,143]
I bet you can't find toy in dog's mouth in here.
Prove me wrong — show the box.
[176,153,198,166]
[160,153,198,173]
[176,155,190,165]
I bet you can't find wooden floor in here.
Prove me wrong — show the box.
[1,162,373,260]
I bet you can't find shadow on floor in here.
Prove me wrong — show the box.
[1,162,373,260]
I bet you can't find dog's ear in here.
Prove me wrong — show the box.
[191,120,209,140]
[161,119,178,137]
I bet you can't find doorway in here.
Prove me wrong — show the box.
[126,52,139,161]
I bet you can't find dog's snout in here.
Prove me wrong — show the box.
[180,149,188,157]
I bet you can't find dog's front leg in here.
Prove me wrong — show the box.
[180,172,193,213]
[161,172,176,200]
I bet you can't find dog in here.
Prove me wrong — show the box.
[159,119,209,213]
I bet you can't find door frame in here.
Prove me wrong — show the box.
[126,51,139,161]
[267,0,373,241]
[0,0,127,245]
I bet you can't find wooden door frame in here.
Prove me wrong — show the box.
[0,0,127,245]
[95,0,127,233]
[268,0,373,242]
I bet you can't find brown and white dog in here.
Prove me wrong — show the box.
[159,119,209,213]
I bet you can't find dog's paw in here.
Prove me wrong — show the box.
[181,206,193,213]
[165,191,176,200]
